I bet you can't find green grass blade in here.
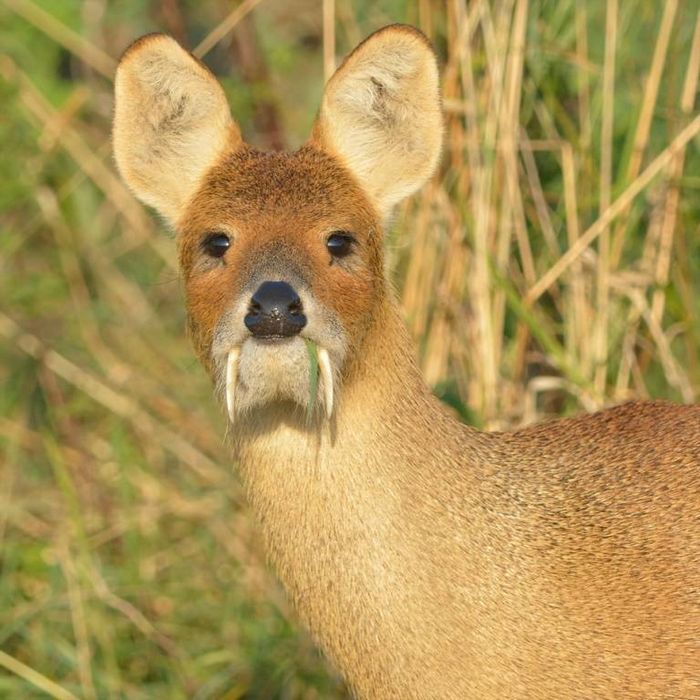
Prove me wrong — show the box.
[304,338,319,418]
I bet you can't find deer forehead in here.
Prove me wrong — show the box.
[179,145,379,246]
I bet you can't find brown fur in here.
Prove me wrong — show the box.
[179,144,381,372]
[113,25,700,699]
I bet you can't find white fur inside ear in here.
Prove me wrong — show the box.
[314,27,442,215]
[113,35,239,223]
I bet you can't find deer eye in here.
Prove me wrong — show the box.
[326,232,355,258]
[202,232,231,258]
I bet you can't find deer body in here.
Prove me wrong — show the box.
[113,25,700,699]
[235,302,699,698]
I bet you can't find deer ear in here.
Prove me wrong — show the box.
[310,25,442,216]
[113,34,241,224]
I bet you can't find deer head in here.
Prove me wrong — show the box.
[113,25,442,424]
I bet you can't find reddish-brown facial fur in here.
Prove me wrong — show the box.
[113,25,700,700]
[179,144,381,373]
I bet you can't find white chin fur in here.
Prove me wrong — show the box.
[224,337,335,421]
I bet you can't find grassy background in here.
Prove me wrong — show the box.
[1,0,699,698]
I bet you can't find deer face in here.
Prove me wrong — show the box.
[179,145,381,418]
[113,26,442,422]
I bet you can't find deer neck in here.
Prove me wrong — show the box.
[229,295,490,688]
[231,293,481,588]
[233,294,468,487]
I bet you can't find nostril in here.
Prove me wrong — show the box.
[288,298,303,316]
[248,299,262,315]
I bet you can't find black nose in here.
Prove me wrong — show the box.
[244,281,307,339]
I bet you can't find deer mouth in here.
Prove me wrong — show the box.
[224,338,335,425]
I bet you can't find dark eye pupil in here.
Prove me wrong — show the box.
[203,233,230,258]
[327,233,353,257]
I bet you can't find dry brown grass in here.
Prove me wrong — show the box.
[391,0,700,427]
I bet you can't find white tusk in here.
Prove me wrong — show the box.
[225,348,240,424]
[317,347,334,419]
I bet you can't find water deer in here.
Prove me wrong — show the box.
[113,24,699,700]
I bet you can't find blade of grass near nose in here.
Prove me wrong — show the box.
[304,338,319,419]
